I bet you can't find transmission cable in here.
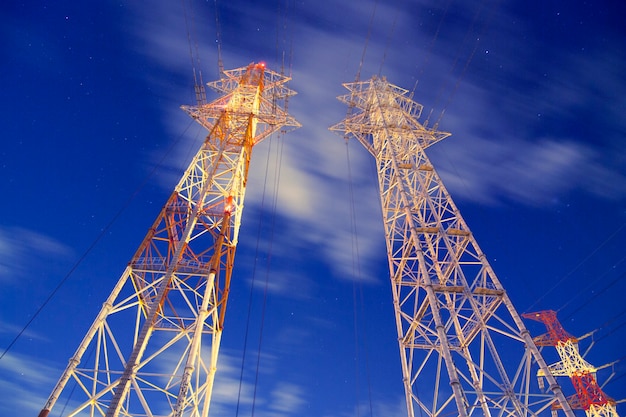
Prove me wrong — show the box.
[251,134,286,417]
[377,4,400,77]
[434,1,498,127]
[0,119,196,362]
[250,3,297,412]
[525,221,626,313]
[287,0,295,78]
[560,255,626,316]
[345,141,375,417]
[214,0,224,76]
[356,0,379,82]
[424,0,499,129]
[182,0,206,104]
[596,316,626,345]
[343,3,387,414]
[422,2,484,127]
[594,308,626,341]
[235,2,295,415]
[411,0,452,97]
[233,133,275,417]
[346,145,361,417]
[346,3,389,405]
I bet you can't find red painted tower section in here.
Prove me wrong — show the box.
[524,310,619,417]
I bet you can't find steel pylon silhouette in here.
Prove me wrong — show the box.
[38,63,299,417]
[331,76,575,417]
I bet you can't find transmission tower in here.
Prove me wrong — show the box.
[523,310,620,417]
[330,76,575,417]
[38,63,299,417]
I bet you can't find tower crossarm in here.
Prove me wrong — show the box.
[522,310,577,345]
[38,63,299,417]
[331,76,574,417]
[332,77,450,156]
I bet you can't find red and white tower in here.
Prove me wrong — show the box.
[331,76,575,417]
[38,63,299,417]
[524,310,619,417]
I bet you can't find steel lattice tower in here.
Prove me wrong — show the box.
[330,76,575,417]
[38,63,299,417]
[524,311,619,417]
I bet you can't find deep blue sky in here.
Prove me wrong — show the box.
[1,0,625,416]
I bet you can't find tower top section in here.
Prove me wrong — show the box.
[182,62,300,145]
[330,76,450,156]
[523,310,578,345]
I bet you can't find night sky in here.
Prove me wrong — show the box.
[1,1,625,416]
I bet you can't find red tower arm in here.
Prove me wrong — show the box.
[522,310,576,346]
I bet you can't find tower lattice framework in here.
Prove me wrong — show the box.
[38,63,299,417]
[331,76,575,417]
[524,310,619,417]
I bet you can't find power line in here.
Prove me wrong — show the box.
[422,1,487,127]
[377,4,400,77]
[430,0,499,129]
[182,0,206,105]
[411,0,452,97]
[236,3,296,415]
[214,0,224,75]
[234,136,276,417]
[0,120,196,362]
[250,134,286,417]
[561,261,626,318]
[345,140,375,417]
[356,0,379,82]
[525,221,626,313]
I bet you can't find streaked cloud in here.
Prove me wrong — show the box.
[209,350,309,417]
[0,352,57,415]
[0,226,73,282]
[115,0,626,290]
[266,382,306,414]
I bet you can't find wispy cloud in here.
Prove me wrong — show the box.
[427,39,626,206]
[0,226,73,282]
[429,132,626,206]
[117,0,626,302]
[117,1,391,293]
[0,352,57,415]
[209,349,309,417]
[0,320,48,343]
[267,382,306,414]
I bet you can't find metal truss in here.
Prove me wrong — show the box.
[523,311,620,417]
[331,76,574,417]
[38,63,299,417]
